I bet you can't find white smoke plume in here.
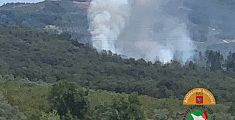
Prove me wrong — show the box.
[88,0,131,52]
[88,0,195,63]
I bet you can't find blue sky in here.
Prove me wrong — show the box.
[0,0,44,6]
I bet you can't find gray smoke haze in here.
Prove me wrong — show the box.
[89,0,195,63]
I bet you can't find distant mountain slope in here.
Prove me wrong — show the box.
[185,0,235,54]
[0,0,91,43]
[1,0,235,54]
[186,0,235,41]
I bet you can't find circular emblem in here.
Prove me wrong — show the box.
[183,88,216,105]
[181,88,216,120]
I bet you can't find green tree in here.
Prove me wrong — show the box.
[91,104,115,120]
[92,94,145,120]
[205,50,224,71]
[153,109,170,120]
[228,101,235,116]
[40,111,61,120]
[127,94,145,120]
[48,81,88,119]
[226,52,235,72]
[0,92,26,120]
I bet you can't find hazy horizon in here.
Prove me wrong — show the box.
[0,0,44,6]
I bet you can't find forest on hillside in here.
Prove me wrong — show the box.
[0,25,235,103]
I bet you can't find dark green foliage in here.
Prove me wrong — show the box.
[91,94,145,120]
[226,52,235,72]
[205,50,224,71]
[228,102,235,116]
[112,94,145,120]
[49,81,88,119]
[126,94,145,120]
[0,93,26,120]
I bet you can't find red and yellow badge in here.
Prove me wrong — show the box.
[183,88,216,105]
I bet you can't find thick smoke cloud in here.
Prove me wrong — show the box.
[88,0,195,63]
[88,0,131,52]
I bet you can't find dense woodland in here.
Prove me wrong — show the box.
[0,76,234,120]
[0,25,234,119]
